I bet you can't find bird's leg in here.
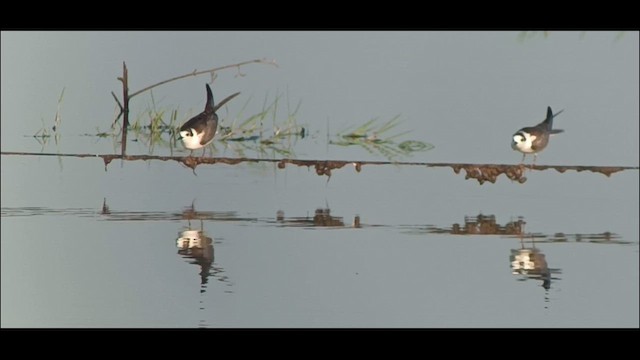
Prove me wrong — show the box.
[533,153,537,167]
[519,153,529,175]
[201,147,206,158]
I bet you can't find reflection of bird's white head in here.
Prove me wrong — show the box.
[177,230,203,249]
[180,128,205,150]
[512,131,536,153]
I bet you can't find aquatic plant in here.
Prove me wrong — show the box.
[33,87,65,147]
[330,115,434,160]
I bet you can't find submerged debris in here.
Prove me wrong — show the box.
[428,163,631,184]
[445,164,528,184]
[1,152,637,183]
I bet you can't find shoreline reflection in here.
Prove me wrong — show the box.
[425,214,525,236]
[408,213,628,245]
[2,202,629,245]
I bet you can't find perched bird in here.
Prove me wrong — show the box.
[179,84,240,157]
[511,106,564,163]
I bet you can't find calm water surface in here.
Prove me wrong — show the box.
[1,31,638,328]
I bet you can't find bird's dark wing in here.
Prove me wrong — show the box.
[199,113,219,146]
[180,111,208,132]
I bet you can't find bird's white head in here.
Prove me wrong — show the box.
[512,131,536,153]
[179,128,205,150]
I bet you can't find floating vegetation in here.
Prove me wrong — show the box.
[76,89,306,159]
[32,118,53,143]
[330,115,434,159]
[214,90,304,158]
[128,90,178,154]
[27,60,435,163]
[32,87,65,146]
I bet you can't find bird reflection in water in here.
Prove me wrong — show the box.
[511,234,561,294]
[177,222,214,292]
[510,242,552,290]
[176,203,233,328]
[176,204,231,294]
[509,233,563,310]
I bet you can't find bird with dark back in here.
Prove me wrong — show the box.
[511,106,564,164]
[179,84,240,157]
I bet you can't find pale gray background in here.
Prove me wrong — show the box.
[2,31,638,327]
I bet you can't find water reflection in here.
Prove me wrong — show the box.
[550,231,623,244]
[275,208,362,228]
[101,197,110,215]
[509,236,563,311]
[510,240,554,290]
[2,203,632,248]
[424,214,525,236]
[175,213,231,329]
[405,213,569,305]
[176,224,215,291]
[407,213,631,246]
[175,205,232,292]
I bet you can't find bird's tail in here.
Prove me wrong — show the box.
[212,92,241,113]
[205,84,214,113]
[544,106,564,130]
